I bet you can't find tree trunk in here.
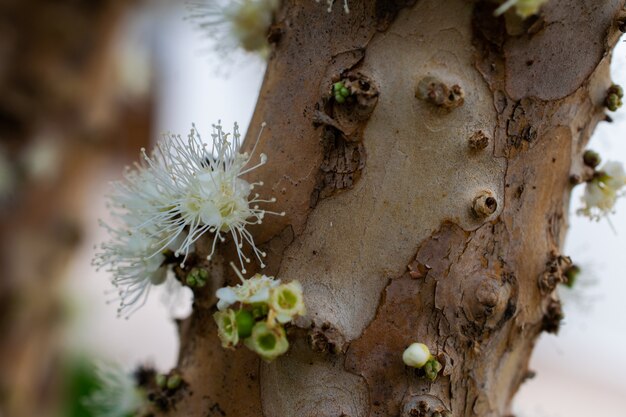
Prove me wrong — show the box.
[160,1,625,416]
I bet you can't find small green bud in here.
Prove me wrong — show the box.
[340,87,350,97]
[235,309,255,338]
[186,268,208,287]
[606,93,622,111]
[423,358,443,382]
[564,265,581,288]
[333,82,344,92]
[335,94,346,104]
[583,150,601,169]
[166,374,182,390]
[155,374,166,388]
[609,84,624,98]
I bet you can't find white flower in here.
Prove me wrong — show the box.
[160,274,194,320]
[143,121,284,272]
[268,281,306,324]
[94,224,169,318]
[94,157,188,317]
[95,120,281,316]
[578,161,626,220]
[187,0,279,57]
[216,271,281,310]
[495,0,549,18]
[83,363,144,417]
[402,343,433,368]
[316,0,349,13]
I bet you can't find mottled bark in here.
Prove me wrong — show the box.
[161,1,625,416]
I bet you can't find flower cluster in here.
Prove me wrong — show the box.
[83,363,145,417]
[495,0,549,18]
[578,161,626,221]
[214,264,305,361]
[187,0,279,58]
[94,122,282,317]
[316,0,350,13]
[402,343,442,381]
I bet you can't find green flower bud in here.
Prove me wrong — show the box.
[583,150,601,169]
[214,309,239,348]
[340,87,350,97]
[606,93,622,112]
[166,374,182,390]
[236,309,255,338]
[609,84,624,99]
[335,94,346,104]
[186,275,197,287]
[424,358,443,382]
[186,268,208,287]
[244,322,289,361]
[333,82,344,92]
[564,264,581,288]
[155,374,166,388]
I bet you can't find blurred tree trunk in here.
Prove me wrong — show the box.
[0,1,151,416]
[154,0,623,416]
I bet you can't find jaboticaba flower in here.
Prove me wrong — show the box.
[213,264,305,359]
[93,158,181,317]
[495,0,549,18]
[216,272,280,310]
[94,221,169,318]
[187,0,280,57]
[84,363,145,417]
[145,122,284,272]
[268,281,306,324]
[402,343,433,368]
[578,161,626,220]
[316,0,350,13]
[214,309,240,348]
[244,321,289,361]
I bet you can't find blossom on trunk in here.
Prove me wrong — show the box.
[578,161,626,221]
[187,0,279,57]
[93,162,179,318]
[95,121,281,316]
[144,122,283,272]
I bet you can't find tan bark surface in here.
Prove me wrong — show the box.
[154,1,625,416]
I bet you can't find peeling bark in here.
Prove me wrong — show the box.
[160,0,625,416]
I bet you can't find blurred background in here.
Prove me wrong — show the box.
[0,1,624,416]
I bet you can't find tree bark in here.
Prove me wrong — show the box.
[158,1,625,416]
